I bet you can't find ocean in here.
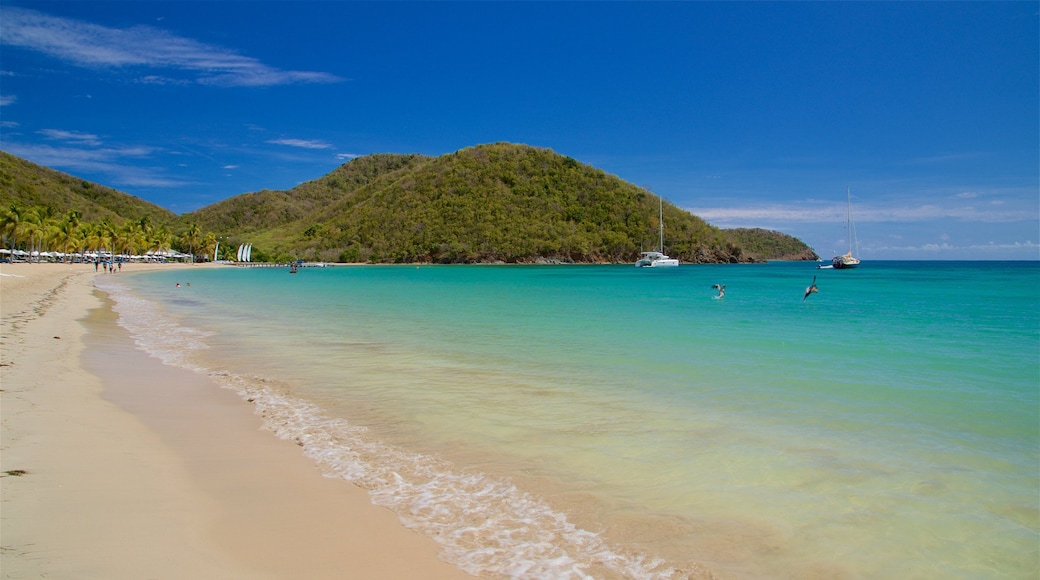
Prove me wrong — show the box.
[95,261,1039,579]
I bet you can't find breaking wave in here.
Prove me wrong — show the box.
[95,276,682,579]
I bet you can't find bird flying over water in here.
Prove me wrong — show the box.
[712,284,725,298]
[803,276,819,301]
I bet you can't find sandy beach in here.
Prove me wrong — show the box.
[1,262,469,579]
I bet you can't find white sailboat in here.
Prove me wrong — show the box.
[636,194,679,268]
[831,187,860,269]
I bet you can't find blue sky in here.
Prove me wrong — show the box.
[1,1,1037,260]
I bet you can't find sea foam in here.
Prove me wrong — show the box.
[95,276,677,579]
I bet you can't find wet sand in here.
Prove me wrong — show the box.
[1,262,469,579]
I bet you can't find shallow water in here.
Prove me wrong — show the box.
[97,261,1040,579]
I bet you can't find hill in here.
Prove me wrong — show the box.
[0,150,177,225]
[187,143,817,264]
[181,153,428,236]
[723,228,820,261]
[0,145,818,264]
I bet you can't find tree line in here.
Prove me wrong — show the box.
[1,202,212,262]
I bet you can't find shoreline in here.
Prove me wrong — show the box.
[0,262,469,579]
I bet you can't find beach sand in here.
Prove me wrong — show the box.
[1,262,469,579]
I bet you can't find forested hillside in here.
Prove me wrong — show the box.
[192,143,817,264]
[1,145,818,264]
[0,151,176,224]
[724,228,820,261]
[182,154,428,236]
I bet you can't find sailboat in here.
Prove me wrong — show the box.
[635,194,680,268]
[831,186,861,269]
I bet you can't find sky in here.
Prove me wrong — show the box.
[1,1,1037,260]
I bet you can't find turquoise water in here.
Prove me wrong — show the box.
[98,262,1039,579]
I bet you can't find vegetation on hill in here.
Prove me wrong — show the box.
[724,228,819,261]
[192,143,816,264]
[0,145,818,264]
[0,150,176,224]
[0,151,211,260]
[181,154,428,236]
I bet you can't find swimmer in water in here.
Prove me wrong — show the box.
[803,276,819,301]
[712,283,725,299]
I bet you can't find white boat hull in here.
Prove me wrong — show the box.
[639,258,679,268]
[831,251,860,269]
[636,251,679,267]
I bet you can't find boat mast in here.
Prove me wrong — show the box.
[846,186,853,255]
[658,195,664,252]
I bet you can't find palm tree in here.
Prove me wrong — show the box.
[22,206,51,262]
[133,216,153,257]
[182,222,202,264]
[201,232,217,262]
[76,222,94,259]
[102,220,118,258]
[150,225,173,259]
[53,212,83,261]
[115,220,145,259]
[87,219,112,260]
[0,203,25,257]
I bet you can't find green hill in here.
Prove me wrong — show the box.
[0,150,176,224]
[723,228,820,261]
[0,145,818,264]
[188,143,817,264]
[181,153,428,237]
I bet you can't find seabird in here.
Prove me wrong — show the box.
[803,276,819,301]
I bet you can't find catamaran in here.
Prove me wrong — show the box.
[831,187,861,269]
[636,194,679,268]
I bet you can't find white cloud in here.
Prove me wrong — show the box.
[0,6,342,88]
[266,138,333,150]
[2,142,184,188]
[870,239,1040,256]
[38,128,102,146]
[137,74,190,87]
[0,94,15,106]
[920,243,956,252]
[222,164,239,170]
[686,202,1036,225]
[11,143,154,164]
[336,152,360,160]
[969,240,1039,252]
